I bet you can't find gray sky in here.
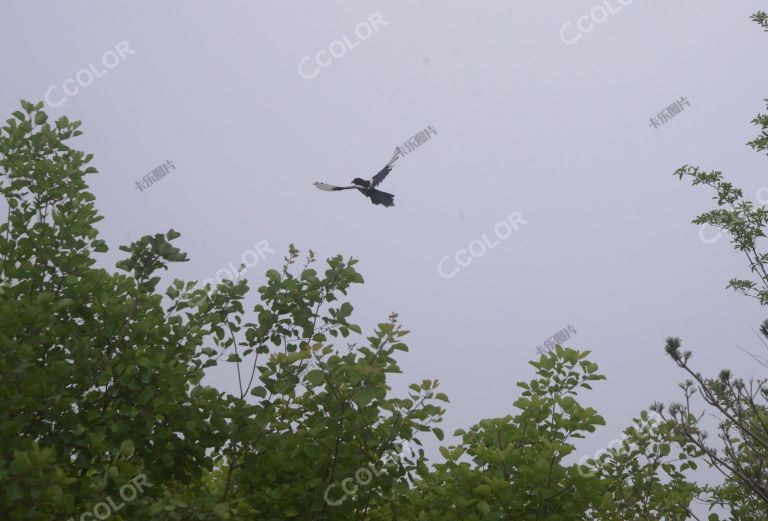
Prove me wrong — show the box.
[3,0,767,500]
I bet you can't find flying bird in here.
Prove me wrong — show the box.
[313,147,401,207]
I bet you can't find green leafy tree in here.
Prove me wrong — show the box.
[0,101,446,520]
[391,347,701,521]
[583,410,702,520]
[0,101,230,520]
[199,247,447,519]
[399,347,608,520]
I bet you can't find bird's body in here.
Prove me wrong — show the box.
[313,148,400,207]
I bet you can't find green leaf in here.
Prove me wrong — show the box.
[250,386,267,398]
[120,439,135,458]
[305,370,325,386]
[213,503,230,517]
[348,323,362,334]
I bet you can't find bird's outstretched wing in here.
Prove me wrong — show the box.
[370,147,401,188]
[368,189,395,207]
[313,181,349,192]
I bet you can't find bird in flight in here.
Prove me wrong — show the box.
[313,147,401,207]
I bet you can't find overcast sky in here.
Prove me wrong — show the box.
[3,0,767,499]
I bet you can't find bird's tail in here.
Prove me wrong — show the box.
[313,182,355,192]
[388,147,401,166]
[369,189,395,207]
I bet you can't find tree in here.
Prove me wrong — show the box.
[584,410,702,520]
[0,101,226,519]
[397,346,609,520]
[0,101,446,520]
[391,346,702,521]
[656,11,768,520]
